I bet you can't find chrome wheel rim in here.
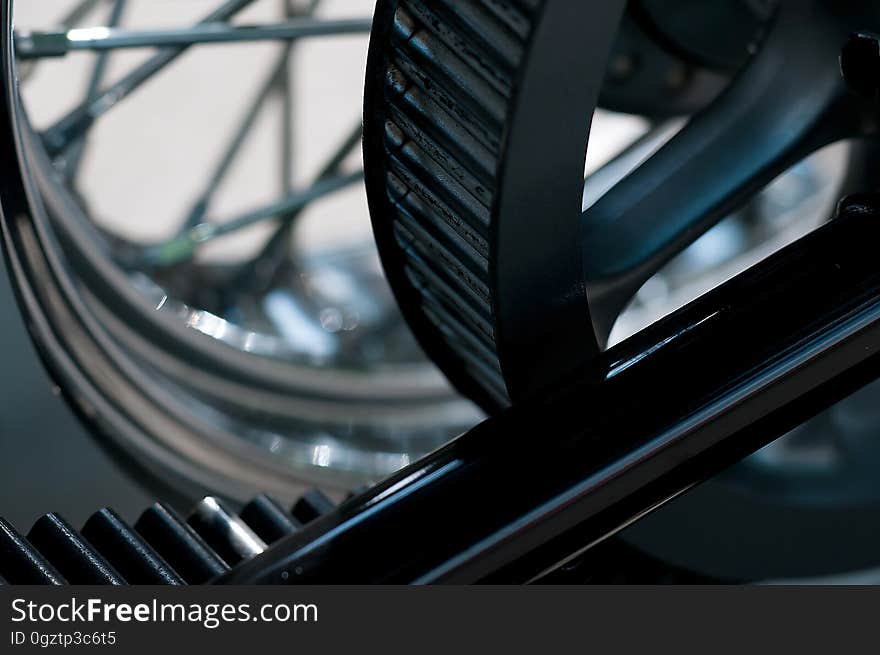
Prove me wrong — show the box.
[5,0,481,501]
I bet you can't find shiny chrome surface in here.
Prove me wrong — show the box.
[187,497,267,564]
[4,0,482,500]
[15,17,373,58]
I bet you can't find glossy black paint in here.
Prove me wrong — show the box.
[0,518,65,584]
[240,494,301,543]
[27,513,125,585]
[290,489,335,525]
[134,503,229,584]
[841,32,880,100]
[537,537,723,584]
[220,195,880,583]
[81,508,184,585]
[0,490,328,585]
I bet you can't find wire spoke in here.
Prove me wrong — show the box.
[16,18,372,59]
[145,170,364,267]
[38,0,258,157]
[180,50,292,231]
[27,0,367,309]
[280,0,324,192]
[226,121,364,293]
[179,0,323,232]
[215,170,364,236]
[280,0,320,194]
[60,0,128,181]
[18,0,108,82]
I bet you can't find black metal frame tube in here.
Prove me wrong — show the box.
[221,195,880,583]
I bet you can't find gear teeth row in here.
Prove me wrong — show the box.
[0,489,338,585]
[373,0,543,406]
